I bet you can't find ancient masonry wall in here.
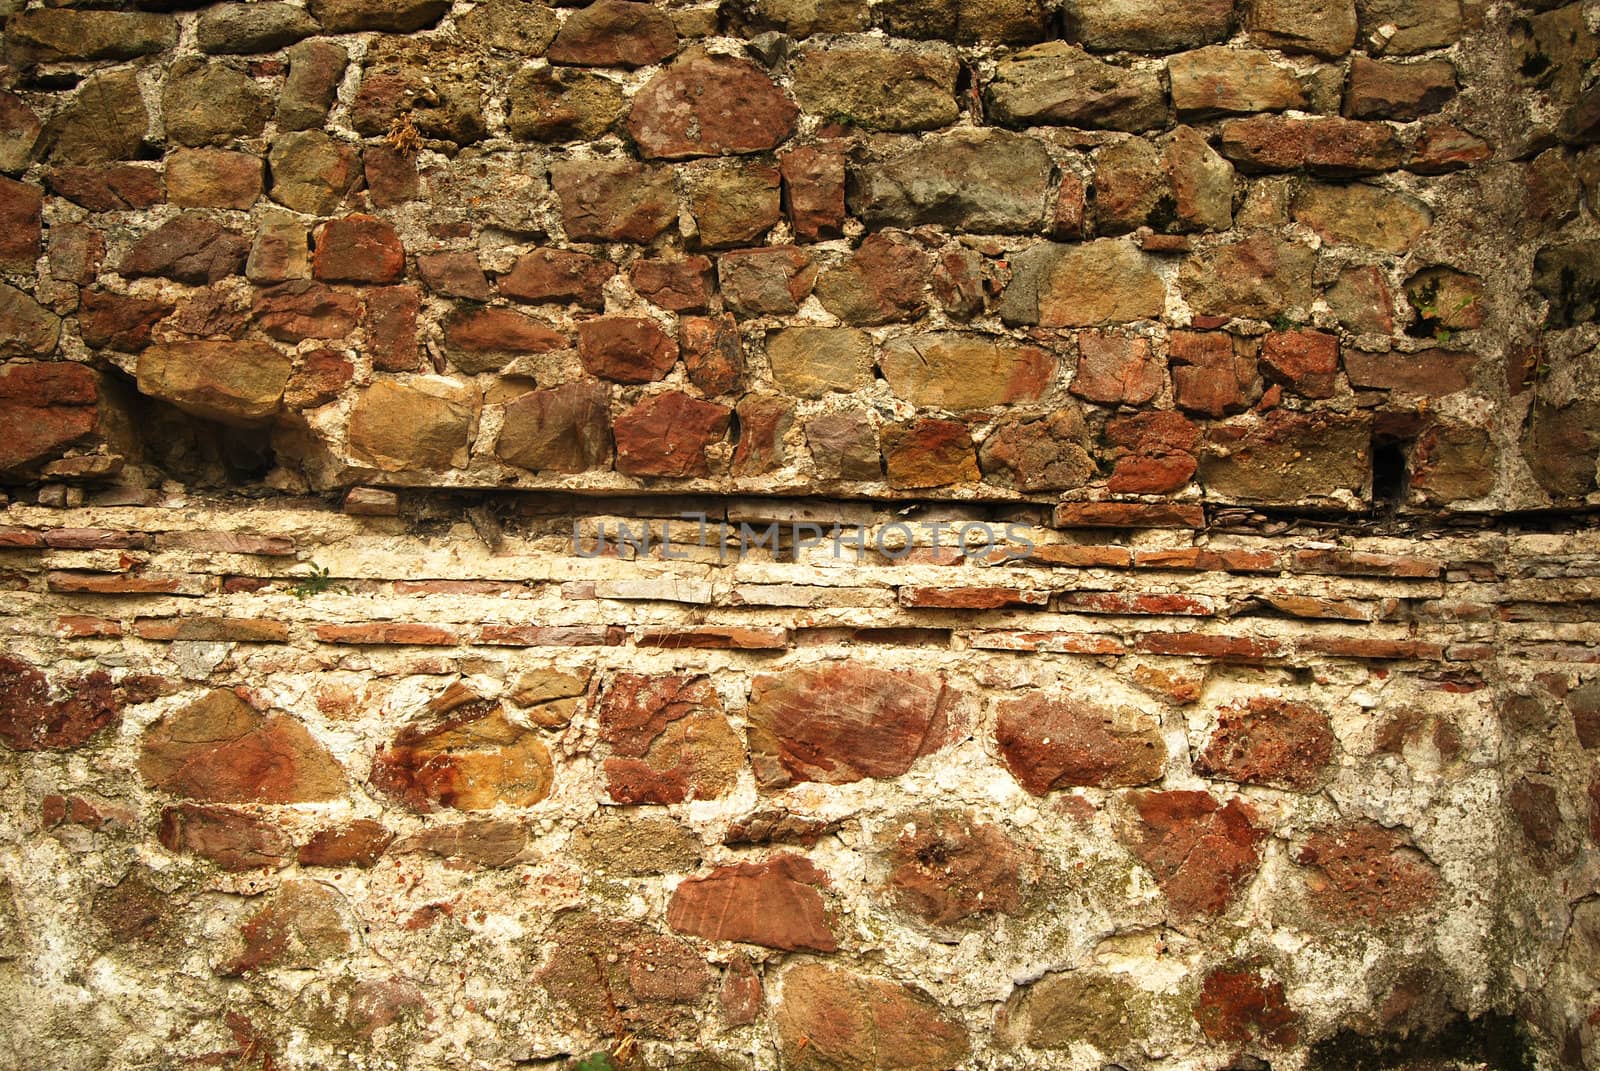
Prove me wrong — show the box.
[0,0,1597,1068]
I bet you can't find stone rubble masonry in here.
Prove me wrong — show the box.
[0,0,1595,1068]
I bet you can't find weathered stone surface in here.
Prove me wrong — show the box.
[401,818,529,866]
[885,811,1030,924]
[1196,697,1336,790]
[1410,420,1494,503]
[158,804,292,870]
[629,52,798,159]
[313,216,404,285]
[548,0,678,67]
[1068,0,1234,51]
[498,381,611,473]
[1091,138,1165,235]
[278,41,349,131]
[578,316,679,383]
[298,820,394,868]
[668,855,836,950]
[0,363,119,472]
[136,341,292,426]
[748,664,955,788]
[882,417,979,487]
[166,148,263,210]
[740,0,871,36]
[1000,239,1165,326]
[774,963,972,1071]
[1221,115,1406,175]
[877,0,1048,44]
[163,58,272,148]
[247,214,310,284]
[1346,57,1457,120]
[780,145,848,241]
[807,409,881,480]
[681,313,744,394]
[366,285,421,372]
[1171,330,1256,417]
[1165,125,1235,231]
[1123,790,1265,918]
[986,43,1167,132]
[0,177,41,272]
[1170,47,1307,116]
[1000,972,1145,1054]
[352,42,488,149]
[1291,182,1431,253]
[371,698,553,812]
[252,282,359,343]
[1247,0,1358,56]
[346,378,475,471]
[793,43,959,132]
[0,656,118,751]
[850,129,1051,233]
[767,327,873,397]
[551,159,678,243]
[686,162,782,248]
[197,3,317,54]
[1195,968,1300,1046]
[1200,410,1372,503]
[1357,0,1461,55]
[284,348,354,409]
[1179,234,1314,318]
[1261,329,1339,398]
[0,93,42,176]
[719,246,816,315]
[121,217,248,286]
[500,249,615,309]
[878,333,1054,410]
[732,393,794,476]
[0,285,58,359]
[538,914,711,1037]
[307,0,449,33]
[1071,331,1161,404]
[418,252,490,301]
[1344,348,1474,395]
[1327,265,1395,334]
[572,811,700,876]
[1522,400,1600,498]
[815,231,931,324]
[5,10,175,64]
[614,391,731,478]
[44,71,149,166]
[221,879,356,974]
[79,291,171,352]
[444,307,566,372]
[509,66,627,142]
[997,693,1165,794]
[1532,241,1600,327]
[457,0,560,54]
[632,256,713,312]
[1291,821,1441,922]
[140,689,344,803]
[598,674,742,802]
[268,131,360,216]
[49,224,105,286]
[979,409,1096,491]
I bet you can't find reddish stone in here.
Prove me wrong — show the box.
[1291,821,1440,923]
[746,663,956,788]
[732,393,793,475]
[251,281,360,342]
[313,215,404,284]
[1220,115,1406,176]
[284,348,354,408]
[499,248,615,309]
[401,818,528,866]
[980,409,1095,493]
[1407,122,1491,173]
[165,148,262,209]
[546,0,678,67]
[78,290,173,351]
[774,963,971,1071]
[0,177,42,271]
[667,854,836,951]
[46,165,165,211]
[1071,331,1162,404]
[538,914,711,1038]
[1054,170,1088,238]
[1510,778,1561,851]
[1195,967,1300,1046]
[1171,330,1256,417]
[815,231,930,325]
[578,315,679,383]
[365,284,421,372]
[1344,348,1474,396]
[1109,454,1198,493]
[1588,775,1599,844]
[1346,57,1457,121]
[628,52,798,159]
[551,158,679,243]
[882,417,978,488]
[0,655,119,751]
[220,879,355,974]
[363,143,419,207]
[1195,697,1336,791]
[417,251,490,300]
[158,803,293,871]
[120,216,248,284]
[1122,790,1265,919]
[1261,329,1338,397]
[721,955,763,1026]
[996,693,1164,794]
[631,256,713,311]
[497,379,612,473]
[371,697,553,813]
[138,688,346,803]
[614,391,731,478]
[49,223,105,285]
[780,145,847,240]
[597,674,741,803]
[901,586,1048,609]
[719,245,817,315]
[315,623,459,645]
[443,306,567,367]
[886,811,1031,924]
[680,313,743,395]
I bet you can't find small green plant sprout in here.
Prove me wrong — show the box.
[287,562,337,599]
[1269,312,1297,332]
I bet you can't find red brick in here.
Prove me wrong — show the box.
[667,854,836,951]
[1058,591,1216,616]
[42,528,149,550]
[314,623,458,646]
[578,315,679,383]
[0,526,45,548]
[1134,548,1280,572]
[1134,633,1283,660]
[1054,502,1206,529]
[46,571,189,595]
[899,586,1049,610]
[1122,790,1265,919]
[478,624,623,646]
[132,617,289,643]
[312,215,404,284]
[1023,545,1134,568]
[965,630,1127,655]
[56,615,121,638]
[635,626,790,649]
[1296,636,1445,661]
[393,579,527,596]
[153,531,296,556]
[997,693,1165,794]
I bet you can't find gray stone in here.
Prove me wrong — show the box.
[849,129,1051,233]
[278,42,349,132]
[1178,233,1316,319]
[163,58,272,148]
[1247,0,1359,57]
[197,3,318,54]
[1067,0,1234,51]
[999,239,1165,326]
[986,42,1168,132]
[793,42,960,132]
[45,71,148,166]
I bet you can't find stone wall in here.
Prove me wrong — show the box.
[0,0,1597,1069]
